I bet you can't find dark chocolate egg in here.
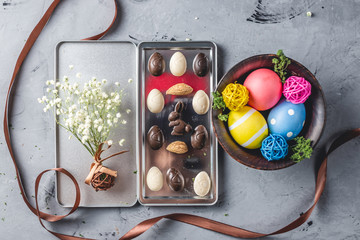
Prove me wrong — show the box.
[193,53,209,77]
[147,125,164,150]
[166,168,185,191]
[148,52,165,76]
[191,125,208,149]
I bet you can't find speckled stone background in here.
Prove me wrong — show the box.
[0,0,360,239]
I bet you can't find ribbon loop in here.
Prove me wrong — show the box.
[3,0,118,239]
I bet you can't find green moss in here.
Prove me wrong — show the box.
[290,136,313,163]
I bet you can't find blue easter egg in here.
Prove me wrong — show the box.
[267,99,306,140]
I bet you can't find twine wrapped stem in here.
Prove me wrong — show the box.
[84,141,128,191]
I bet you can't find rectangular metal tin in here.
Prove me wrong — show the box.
[138,41,218,206]
[55,41,138,207]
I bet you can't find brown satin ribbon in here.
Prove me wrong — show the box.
[84,142,128,186]
[120,129,360,240]
[2,0,360,240]
[3,0,117,239]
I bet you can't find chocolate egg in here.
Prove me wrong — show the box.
[194,171,211,197]
[147,125,164,150]
[191,125,208,149]
[192,90,209,115]
[166,168,185,191]
[148,52,165,76]
[193,53,209,77]
[147,89,164,113]
[146,166,163,191]
[169,51,187,76]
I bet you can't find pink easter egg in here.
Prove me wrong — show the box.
[244,68,282,111]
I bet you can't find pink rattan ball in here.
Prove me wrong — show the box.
[283,76,312,104]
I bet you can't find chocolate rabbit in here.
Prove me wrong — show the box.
[168,101,192,136]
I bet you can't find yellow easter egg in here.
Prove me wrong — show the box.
[228,106,268,149]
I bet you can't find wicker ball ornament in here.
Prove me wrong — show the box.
[90,172,115,191]
[283,76,311,104]
[222,83,249,111]
[260,134,288,161]
[84,142,128,192]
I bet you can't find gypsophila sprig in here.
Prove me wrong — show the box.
[38,76,125,156]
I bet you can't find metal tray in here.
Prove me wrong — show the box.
[55,41,138,207]
[138,41,218,205]
[55,41,217,207]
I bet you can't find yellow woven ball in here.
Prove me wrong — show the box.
[222,83,249,111]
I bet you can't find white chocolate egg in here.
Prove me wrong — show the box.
[194,171,211,197]
[147,89,164,113]
[169,52,187,76]
[146,166,163,191]
[192,90,209,115]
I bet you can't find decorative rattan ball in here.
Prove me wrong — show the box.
[283,76,311,104]
[90,172,115,191]
[222,83,249,111]
[260,134,288,161]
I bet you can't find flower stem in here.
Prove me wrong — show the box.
[56,119,94,156]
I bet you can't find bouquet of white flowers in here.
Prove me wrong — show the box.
[39,76,128,191]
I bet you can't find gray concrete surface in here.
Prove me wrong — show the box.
[0,0,360,239]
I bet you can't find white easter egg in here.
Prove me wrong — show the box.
[192,90,210,115]
[194,171,211,197]
[146,166,163,191]
[147,89,164,113]
[170,52,187,76]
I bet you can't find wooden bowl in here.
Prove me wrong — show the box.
[212,54,326,170]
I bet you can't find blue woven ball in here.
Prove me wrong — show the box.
[260,134,288,161]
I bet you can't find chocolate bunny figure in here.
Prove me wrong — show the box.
[168,101,192,136]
